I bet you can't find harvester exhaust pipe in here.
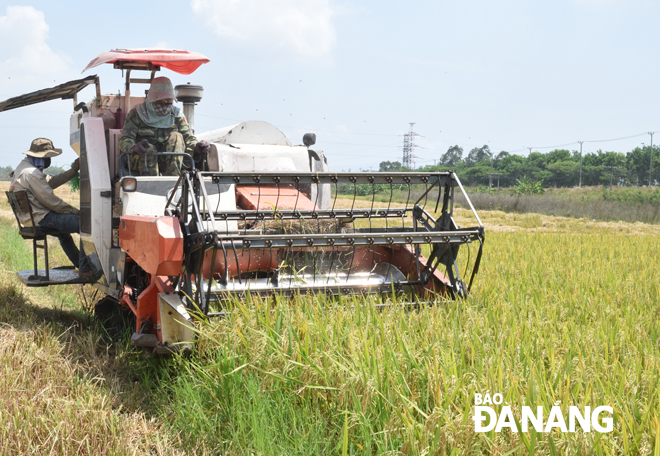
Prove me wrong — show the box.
[174,83,203,132]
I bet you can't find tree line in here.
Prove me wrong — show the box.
[379,145,660,187]
[0,165,66,181]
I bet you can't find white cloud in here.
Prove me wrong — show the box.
[191,0,337,56]
[0,6,72,77]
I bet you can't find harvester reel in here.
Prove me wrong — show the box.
[166,170,484,311]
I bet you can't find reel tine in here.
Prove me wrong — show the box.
[219,236,229,283]
[332,180,339,232]
[385,245,394,290]
[230,239,242,285]
[326,243,336,284]
[313,179,321,234]
[312,245,318,285]
[246,240,252,284]
[274,177,281,211]
[386,181,393,230]
[404,182,411,230]
[345,244,356,284]
[369,244,376,284]
[295,179,302,233]
[256,179,261,217]
[406,240,415,280]
[206,237,218,313]
[422,181,429,210]
[288,243,294,294]
[434,178,443,214]
[369,181,375,232]
[350,178,356,214]
[268,244,274,287]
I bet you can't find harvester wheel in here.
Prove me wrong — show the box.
[94,296,135,342]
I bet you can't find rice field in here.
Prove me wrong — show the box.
[159,222,660,455]
[0,181,659,454]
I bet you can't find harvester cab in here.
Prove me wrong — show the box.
[0,48,484,355]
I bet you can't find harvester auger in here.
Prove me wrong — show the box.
[1,48,484,355]
[160,168,484,318]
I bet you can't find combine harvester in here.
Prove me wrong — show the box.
[0,49,484,354]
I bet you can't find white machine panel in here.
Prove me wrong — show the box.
[80,117,113,281]
[158,293,195,350]
[198,120,292,146]
[120,176,238,232]
[207,143,310,173]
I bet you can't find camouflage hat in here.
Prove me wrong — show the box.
[24,138,62,158]
[147,77,175,103]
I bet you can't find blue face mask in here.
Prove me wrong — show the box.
[28,156,50,171]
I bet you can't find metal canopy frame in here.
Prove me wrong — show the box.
[0,75,99,113]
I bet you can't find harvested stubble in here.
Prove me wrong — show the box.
[0,282,176,456]
[0,210,179,456]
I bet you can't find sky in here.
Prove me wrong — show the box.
[0,0,659,171]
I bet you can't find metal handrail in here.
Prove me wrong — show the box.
[118,152,195,177]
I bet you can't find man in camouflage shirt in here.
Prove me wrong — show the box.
[118,77,209,175]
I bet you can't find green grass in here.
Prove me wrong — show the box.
[0,219,33,271]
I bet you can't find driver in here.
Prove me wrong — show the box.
[118,76,209,175]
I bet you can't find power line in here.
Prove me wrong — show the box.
[585,132,651,144]
[530,141,578,150]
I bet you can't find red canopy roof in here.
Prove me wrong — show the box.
[82,49,210,75]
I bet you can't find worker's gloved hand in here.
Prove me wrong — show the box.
[194,140,210,156]
[72,158,80,172]
[131,139,151,155]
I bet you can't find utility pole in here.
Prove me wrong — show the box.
[489,151,493,193]
[578,141,584,188]
[649,132,654,186]
[402,123,419,169]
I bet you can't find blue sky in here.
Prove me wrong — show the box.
[0,0,658,171]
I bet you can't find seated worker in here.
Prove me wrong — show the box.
[10,138,90,275]
[118,76,210,176]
